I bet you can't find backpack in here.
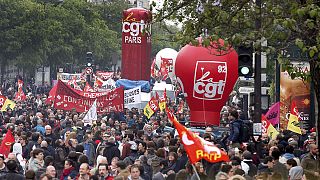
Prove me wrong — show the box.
[239,120,252,142]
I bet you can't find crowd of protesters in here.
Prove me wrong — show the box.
[0,79,318,180]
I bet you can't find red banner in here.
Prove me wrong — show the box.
[122,8,152,80]
[54,80,124,114]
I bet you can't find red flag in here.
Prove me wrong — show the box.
[155,92,160,101]
[94,76,104,88]
[45,83,58,104]
[151,58,157,78]
[166,107,229,164]
[177,100,184,114]
[290,101,300,120]
[0,129,15,157]
[14,79,26,101]
[0,95,6,109]
[67,76,82,91]
[84,82,94,92]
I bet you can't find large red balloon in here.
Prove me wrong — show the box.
[175,39,238,126]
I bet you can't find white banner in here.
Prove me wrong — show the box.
[124,86,142,109]
[57,73,83,82]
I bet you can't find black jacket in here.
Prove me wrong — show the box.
[0,171,25,180]
[102,142,120,165]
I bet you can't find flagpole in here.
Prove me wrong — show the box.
[191,164,201,180]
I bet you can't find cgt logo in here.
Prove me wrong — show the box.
[193,61,227,100]
[122,12,151,44]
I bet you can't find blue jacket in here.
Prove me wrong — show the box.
[228,119,242,142]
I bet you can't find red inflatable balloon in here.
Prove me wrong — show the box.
[175,39,238,126]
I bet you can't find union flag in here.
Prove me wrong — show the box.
[159,89,167,112]
[0,129,15,157]
[143,97,159,119]
[166,107,229,164]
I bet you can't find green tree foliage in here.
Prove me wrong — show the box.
[154,0,320,126]
[0,0,121,76]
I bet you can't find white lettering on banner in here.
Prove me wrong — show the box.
[193,61,227,100]
[124,87,141,108]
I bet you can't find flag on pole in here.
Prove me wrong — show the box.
[264,102,280,126]
[159,89,167,112]
[261,115,279,139]
[83,99,97,126]
[45,83,57,104]
[0,98,16,112]
[84,82,94,92]
[0,95,6,110]
[0,129,15,157]
[287,101,301,134]
[15,79,26,101]
[143,97,159,119]
[166,107,229,164]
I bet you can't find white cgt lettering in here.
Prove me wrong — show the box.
[194,80,225,98]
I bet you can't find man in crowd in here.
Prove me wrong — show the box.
[301,144,319,179]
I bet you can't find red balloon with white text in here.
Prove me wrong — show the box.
[175,39,238,126]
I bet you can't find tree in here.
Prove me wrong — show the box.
[0,0,121,81]
[154,0,320,137]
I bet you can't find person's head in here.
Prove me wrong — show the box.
[285,145,294,154]
[0,154,4,167]
[98,163,108,177]
[138,141,146,153]
[228,109,239,120]
[271,149,281,160]
[32,148,44,160]
[6,160,17,171]
[205,126,213,134]
[168,152,178,162]
[64,159,74,169]
[79,163,90,176]
[309,143,319,156]
[285,158,297,170]
[129,164,140,180]
[263,156,274,169]
[46,165,56,178]
[39,174,52,180]
[45,125,52,134]
[6,153,16,161]
[215,171,229,180]
[25,169,36,180]
[116,161,126,170]
[220,164,234,177]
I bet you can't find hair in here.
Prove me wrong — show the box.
[32,148,44,158]
[6,160,17,171]
[229,175,246,180]
[65,159,74,167]
[285,145,294,154]
[286,158,297,167]
[116,161,126,170]
[39,174,53,180]
[234,169,245,176]
[25,169,36,180]
[220,164,233,174]
[129,164,140,173]
[44,156,54,166]
[229,109,239,119]
[168,152,178,161]
[175,169,188,180]
[98,163,108,170]
[269,172,282,180]
[78,154,89,164]
[262,156,273,164]
[155,148,166,159]
[271,149,281,160]
[215,172,229,180]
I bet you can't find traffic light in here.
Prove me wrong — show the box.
[86,52,93,67]
[238,46,253,77]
